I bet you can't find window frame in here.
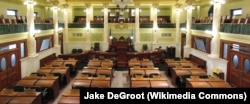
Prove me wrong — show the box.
[6,9,18,16]
[35,35,54,53]
[191,35,211,54]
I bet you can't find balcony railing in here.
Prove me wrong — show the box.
[181,23,250,35]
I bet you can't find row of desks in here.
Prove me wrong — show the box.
[171,68,207,85]
[73,74,111,88]
[128,60,154,67]
[81,68,113,77]
[15,76,59,99]
[38,67,71,84]
[87,59,114,67]
[130,77,170,88]
[47,59,77,67]
[186,78,231,88]
[58,89,80,104]
[0,91,42,104]
[129,68,161,77]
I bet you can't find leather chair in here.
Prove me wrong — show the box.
[52,73,66,87]
[30,86,48,101]
[176,74,192,88]
[65,64,76,77]
[149,73,160,78]
[12,85,25,92]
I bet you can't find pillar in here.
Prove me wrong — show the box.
[63,4,68,53]
[135,3,140,43]
[175,3,182,57]
[26,0,36,57]
[103,3,109,51]
[209,0,223,58]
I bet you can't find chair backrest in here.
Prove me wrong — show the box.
[72,49,78,54]
[77,49,83,53]
[13,85,25,92]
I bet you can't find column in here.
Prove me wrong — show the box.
[52,0,59,47]
[152,3,158,44]
[175,4,182,57]
[85,4,91,44]
[185,5,193,48]
[135,3,140,43]
[63,4,68,53]
[26,0,36,57]
[24,0,39,76]
[209,0,223,58]
[103,3,109,51]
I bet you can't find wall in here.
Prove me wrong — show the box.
[0,1,45,18]
[200,0,249,18]
[73,8,86,16]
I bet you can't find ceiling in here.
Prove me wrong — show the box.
[0,0,242,8]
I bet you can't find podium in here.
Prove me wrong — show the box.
[116,42,128,67]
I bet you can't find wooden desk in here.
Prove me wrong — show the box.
[186,82,211,88]
[0,97,12,103]
[62,89,80,97]
[91,80,110,88]
[130,70,145,76]
[81,69,96,75]
[63,60,77,67]
[171,69,206,85]
[35,79,59,99]
[150,81,169,88]
[8,97,37,104]
[87,61,101,67]
[208,82,231,88]
[58,96,80,104]
[141,61,154,67]
[131,80,150,88]
[50,61,64,67]
[96,69,112,76]
[72,80,92,88]
[131,77,149,81]
[52,68,70,84]
[149,77,168,81]
[16,79,37,87]
[128,61,141,67]
[37,69,53,74]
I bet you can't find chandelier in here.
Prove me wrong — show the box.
[112,0,133,9]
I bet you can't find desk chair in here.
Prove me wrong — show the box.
[149,73,160,78]
[12,85,25,92]
[30,86,49,102]
[53,73,66,87]
[176,74,192,88]
[65,64,76,77]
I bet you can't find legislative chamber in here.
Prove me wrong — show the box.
[0,0,250,103]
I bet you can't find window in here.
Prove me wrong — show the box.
[34,12,38,17]
[36,35,54,52]
[40,38,52,51]
[192,36,211,53]
[7,9,17,16]
[0,40,27,58]
[231,8,242,16]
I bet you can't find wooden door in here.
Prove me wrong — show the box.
[240,54,250,87]
[228,50,250,88]
[228,51,242,87]
[0,49,20,90]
